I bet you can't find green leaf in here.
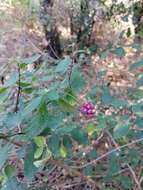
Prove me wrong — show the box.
[4,165,16,178]
[102,87,112,104]
[113,47,125,58]
[19,82,31,87]
[56,125,76,135]
[48,134,60,157]
[85,123,96,136]
[107,153,120,177]
[47,89,59,100]
[23,96,42,117]
[60,145,67,158]
[34,136,46,159]
[114,124,130,139]
[34,136,46,147]
[24,103,49,138]
[97,115,107,129]
[116,175,132,189]
[24,143,37,181]
[58,98,76,112]
[129,59,143,70]
[64,88,77,106]
[111,99,128,108]
[55,56,71,74]
[135,117,143,128]
[4,71,18,87]
[4,112,22,129]
[70,67,85,92]
[22,53,41,64]
[63,136,72,154]
[132,103,143,113]
[34,147,44,159]
[0,87,7,94]
[71,128,89,145]
[2,177,26,190]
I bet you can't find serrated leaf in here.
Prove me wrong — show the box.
[24,143,37,181]
[70,67,85,92]
[97,115,107,129]
[116,175,132,189]
[24,103,49,138]
[108,153,120,177]
[23,96,42,117]
[56,125,76,135]
[71,128,89,145]
[114,124,130,139]
[64,88,77,106]
[48,134,60,157]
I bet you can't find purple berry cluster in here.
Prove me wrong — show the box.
[80,102,95,118]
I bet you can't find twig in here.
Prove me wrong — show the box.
[58,182,85,189]
[0,132,25,147]
[48,43,60,59]
[92,168,129,179]
[71,137,143,169]
[106,130,120,150]
[127,163,142,190]
[0,136,24,147]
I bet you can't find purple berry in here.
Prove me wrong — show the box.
[80,101,95,118]
[80,107,87,113]
[87,109,93,114]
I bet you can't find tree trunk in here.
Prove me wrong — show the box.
[40,0,62,58]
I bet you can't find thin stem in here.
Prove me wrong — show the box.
[71,137,143,169]
[127,163,142,190]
